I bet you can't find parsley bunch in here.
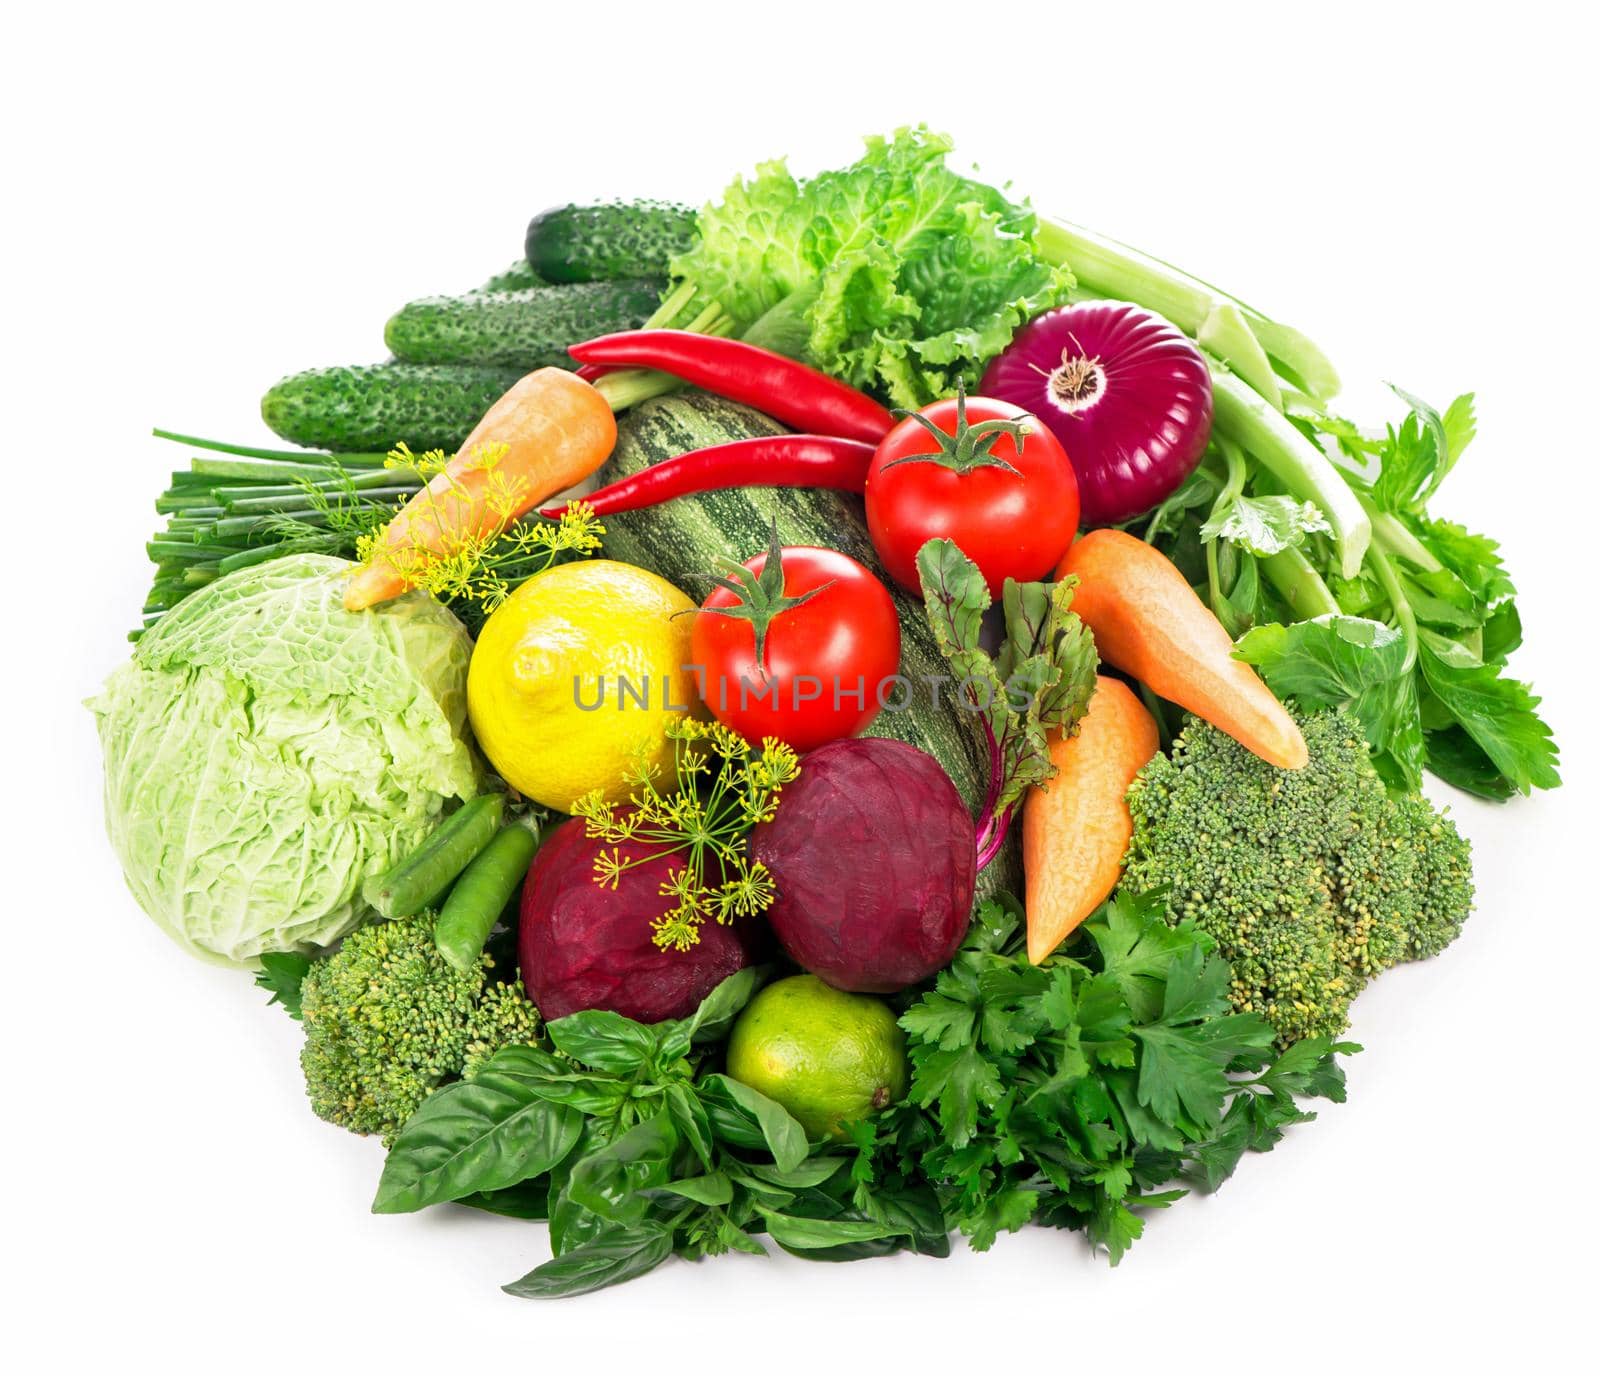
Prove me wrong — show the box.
[882,895,1356,1262]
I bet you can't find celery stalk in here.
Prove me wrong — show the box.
[1209,367,1370,579]
[1036,217,1342,406]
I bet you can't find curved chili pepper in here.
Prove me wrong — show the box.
[568,329,894,444]
[538,435,873,519]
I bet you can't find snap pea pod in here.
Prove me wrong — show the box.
[363,794,504,919]
[435,818,543,972]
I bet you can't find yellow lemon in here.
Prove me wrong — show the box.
[467,560,702,811]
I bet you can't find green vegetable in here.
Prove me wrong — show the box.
[364,793,504,920]
[915,537,1098,868]
[1192,388,1559,797]
[1119,709,1474,1045]
[376,968,947,1297]
[435,817,543,972]
[525,200,697,283]
[299,913,541,1143]
[889,894,1354,1261]
[594,390,1022,900]
[475,259,544,293]
[254,952,312,1019]
[260,362,524,452]
[666,127,1071,407]
[1035,216,1341,406]
[385,279,665,371]
[90,554,477,964]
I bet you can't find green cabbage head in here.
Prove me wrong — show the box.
[91,554,477,965]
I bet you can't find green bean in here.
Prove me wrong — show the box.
[435,818,543,972]
[362,794,505,920]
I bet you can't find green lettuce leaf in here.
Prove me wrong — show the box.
[671,127,1072,407]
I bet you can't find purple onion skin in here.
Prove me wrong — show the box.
[981,301,1213,525]
[520,819,754,1023]
[751,738,977,994]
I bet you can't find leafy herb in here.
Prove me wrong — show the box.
[571,719,800,951]
[892,895,1356,1262]
[1143,386,1559,797]
[253,951,312,1019]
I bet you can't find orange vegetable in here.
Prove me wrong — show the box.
[1056,529,1307,770]
[343,368,617,611]
[1022,677,1159,963]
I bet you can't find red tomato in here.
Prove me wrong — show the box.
[865,389,1079,596]
[691,544,901,753]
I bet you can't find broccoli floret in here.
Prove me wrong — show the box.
[1120,709,1473,1045]
[299,914,541,1141]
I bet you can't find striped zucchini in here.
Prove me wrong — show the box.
[596,392,1021,903]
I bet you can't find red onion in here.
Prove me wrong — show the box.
[980,301,1212,524]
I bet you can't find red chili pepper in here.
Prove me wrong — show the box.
[568,329,894,444]
[538,435,874,519]
[572,362,617,384]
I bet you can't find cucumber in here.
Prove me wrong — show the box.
[475,259,544,293]
[261,362,523,453]
[385,279,665,371]
[526,201,697,284]
[596,392,1021,903]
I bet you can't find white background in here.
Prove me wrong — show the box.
[7,2,1596,1370]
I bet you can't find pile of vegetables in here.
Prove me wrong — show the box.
[94,125,1559,1300]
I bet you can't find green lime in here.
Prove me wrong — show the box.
[725,975,909,1140]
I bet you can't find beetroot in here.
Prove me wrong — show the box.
[519,818,753,1023]
[751,738,976,993]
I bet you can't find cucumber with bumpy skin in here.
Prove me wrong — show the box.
[385,279,664,371]
[261,362,524,453]
[595,392,1021,905]
[526,201,697,284]
[475,259,544,293]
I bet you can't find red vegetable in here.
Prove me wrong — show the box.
[539,435,872,519]
[980,300,1213,524]
[865,385,1079,597]
[692,529,900,753]
[750,738,976,994]
[569,329,894,443]
[519,819,755,1023]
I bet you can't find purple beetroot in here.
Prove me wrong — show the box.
[751,738,976,993]
[519,818,753,1023]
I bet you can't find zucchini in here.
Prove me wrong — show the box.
[596,392,1021,903]
[526,201,697,284]
[260,362,523,453]
[475,259,544,293]
[385,279,664,371]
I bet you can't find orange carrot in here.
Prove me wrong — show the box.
[343,368,617,611]
[1022,677,1160,963]
[1057,529,1308,770]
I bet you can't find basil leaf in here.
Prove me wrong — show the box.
[654,966,769,1061]
[698,1074,809,1171]
[744,1157,846,1190]
[664,1082,714,1170]
[563,1114,678,1224]
[503,1224,674,1299]
[758,1210,905,1251]
[643,1171,733,1207]
[545,1009,660,1072]
[374,1046,582,1214]
[455,1179,551,1220]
